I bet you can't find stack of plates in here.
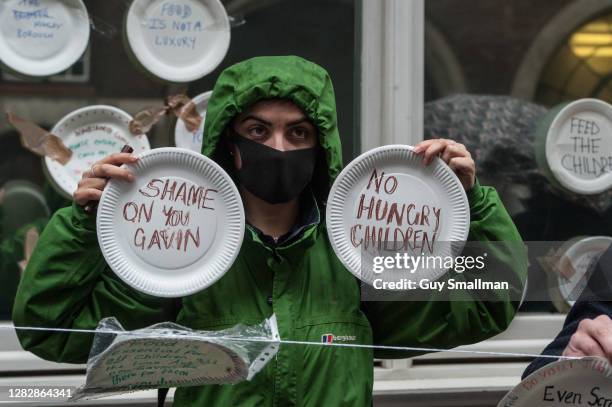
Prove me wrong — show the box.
[174,91,211,153]
[0,0,90,77]
[44,106,150,199]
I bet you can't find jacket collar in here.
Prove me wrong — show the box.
[247,189,319,247]
[242,191,321,260]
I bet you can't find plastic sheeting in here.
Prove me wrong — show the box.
[71,315,279,401]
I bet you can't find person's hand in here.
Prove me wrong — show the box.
[413,139,476,192]
[74,153,138,206]
[562,315,612,361]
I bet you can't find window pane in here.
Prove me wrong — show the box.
[425,2,612,314]
[0,0,355,321]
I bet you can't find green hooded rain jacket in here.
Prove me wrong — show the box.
[13,56,526,406]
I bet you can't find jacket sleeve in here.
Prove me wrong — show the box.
[362,180,527,359]
[522,247,612,378]
[0,218,48,320]
[522,301,612,378]
[12,203,179,364]
[521,305,581,378]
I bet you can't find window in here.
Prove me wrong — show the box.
[0,2,357,401]
[0,0,356,321]
[425,0,612,314]
[536,13,612,106]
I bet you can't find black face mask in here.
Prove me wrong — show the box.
[230,134,319,204]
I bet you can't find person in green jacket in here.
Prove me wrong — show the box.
[13,56,526,406]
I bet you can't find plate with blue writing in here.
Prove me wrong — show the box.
[124,0,230,83]
[97,147,244,298]
[44,105,151,199]
[326,145,469,286]
[174,90,211,152]
[0,0,90,77]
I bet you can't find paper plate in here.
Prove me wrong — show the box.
[0,180,50,235]
[557,236,612,308]
[498,357,612,407]
[174,91,211,152]
[547,236,583,314]
[125,0,230,83]
[97,147,244,298]
[0,0,90,77]
[544,99,612,195]
[85,336,249,391]
[326,145,470,286]
[44,105,150,199]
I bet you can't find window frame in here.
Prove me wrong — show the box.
[358,0,570,395]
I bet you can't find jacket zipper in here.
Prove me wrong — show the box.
[271,247,282,262]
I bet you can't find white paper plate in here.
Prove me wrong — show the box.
[0,0,90,77]
[97,147,244,298]
[498,357,612,407]
[545,99,612,195]
[44,105,150,199]
[326,145,470,286]
[174,91,211,152]
[557,236,612,307]
[0,180,50,235]
[86,336,249,391]
[125,0,230,83]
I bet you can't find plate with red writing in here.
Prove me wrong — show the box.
[124,0,230,83]
[326,145,469,286]
[0,0,90,77]
[497,357,612,407]
[44,105,150,199]
[97,147,244,298]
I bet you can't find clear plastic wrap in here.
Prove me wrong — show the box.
[70,315,279,401]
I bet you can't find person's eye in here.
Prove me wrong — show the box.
[247,126,267,139]
[291,127,311,139]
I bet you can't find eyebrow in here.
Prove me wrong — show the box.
[238,115,311,127]
[286,118,311,127]
[239,115,272,126]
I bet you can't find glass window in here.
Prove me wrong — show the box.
[425,2,612,315]
[0,0,356,321]
[536,14,612,106]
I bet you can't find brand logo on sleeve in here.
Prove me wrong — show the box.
[322,333,356,343]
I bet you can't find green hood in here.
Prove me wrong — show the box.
[201,56,343,203]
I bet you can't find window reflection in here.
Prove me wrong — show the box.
[537,14,612,105]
